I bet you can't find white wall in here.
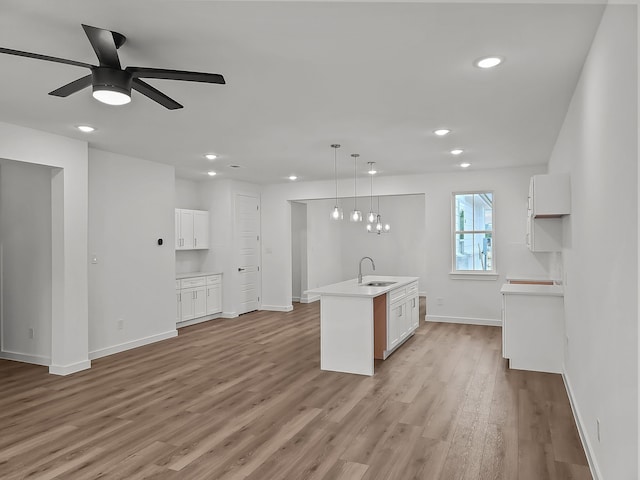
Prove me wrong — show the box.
[306,199,344,291]
[175,178,201,209]
[88,149,177,359]
[0,122,89,375]
[547,5,637,479]
[0,160,52,364]
[262,165,545,319]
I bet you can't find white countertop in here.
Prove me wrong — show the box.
[505,274,561,284]
[176,271,222,280]
[306,275,419,298]
[500,283,564,297]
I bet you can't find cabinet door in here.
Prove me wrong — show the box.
[176,290,182,323]
[206,283,222,314]
[180,288,195,321]
[388,302,402,350]
[179,210,195,250]
[193,286,207,318]
[175,209,181,250]
[193,210,209,249]
[409,295,419,331]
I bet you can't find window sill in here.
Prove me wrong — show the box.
[449,272,499,281]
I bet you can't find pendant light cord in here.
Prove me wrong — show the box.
[331,144,340,205]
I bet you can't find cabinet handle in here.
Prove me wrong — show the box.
[194,238,197,247]
[398,307,403,316]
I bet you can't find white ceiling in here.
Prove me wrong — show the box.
[0,1,605,184]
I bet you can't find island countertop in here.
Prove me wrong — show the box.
[306,275,419,298]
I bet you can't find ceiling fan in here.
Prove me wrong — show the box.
[0,24,226,110]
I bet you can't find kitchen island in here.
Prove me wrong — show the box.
[307,275,419,376]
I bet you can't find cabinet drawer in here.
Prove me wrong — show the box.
[407,282,418,296]
[180,276,206,288]
[207,275,221,285]
[389,286,407,303]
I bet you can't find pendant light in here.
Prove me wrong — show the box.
[330,144,343,220]
[366,162,377,224]
[367,196,391,234]
[350,154,363,222]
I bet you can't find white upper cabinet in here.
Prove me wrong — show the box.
[193,210,209,250]
[529,174,571,218]
[175,208,209,250]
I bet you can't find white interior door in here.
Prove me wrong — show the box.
[236,194,261,314]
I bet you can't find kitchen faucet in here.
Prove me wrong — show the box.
[358,256,376,284]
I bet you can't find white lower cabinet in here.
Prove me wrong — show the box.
[501,285,564,373]
[206,275,222,315]
[177,274,223,324]
[384,281,419,358]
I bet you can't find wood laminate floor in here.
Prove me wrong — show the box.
[0,300,590,480]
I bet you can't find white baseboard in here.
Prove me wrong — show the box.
[261,304,294,312]
[292,296,301,302]
[0,350,50,366]
[49,359,91,376]
[89,330,177,360]
[562,373,602,480]
[177,313,222,329]
[222,311,238,319]
[426,315,501,327]
[301,294,320,304]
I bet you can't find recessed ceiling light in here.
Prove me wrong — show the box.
[460,162,471,168]
[434,129,451,136]
[77,125,95,133]
[205,153,217,160]
[451,149,464,155]
[289,175,298,181]
[475,56,503,69]
[207,171,217,176]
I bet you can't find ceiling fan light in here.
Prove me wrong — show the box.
[92,88,131,106]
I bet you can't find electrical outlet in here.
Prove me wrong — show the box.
[597,419,601,442]
[117,319,124,330]
[436,297,444,306]
[28,327,34,339]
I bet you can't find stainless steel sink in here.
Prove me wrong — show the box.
[363,281,396,287]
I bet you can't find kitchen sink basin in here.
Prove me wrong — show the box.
[363,281,396,287]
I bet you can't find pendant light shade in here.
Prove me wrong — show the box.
[366,162,377,223]
[350,153,362,222]
[330,144,343,220]
[367,196,390,235]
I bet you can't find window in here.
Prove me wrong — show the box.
[453,192,494,273]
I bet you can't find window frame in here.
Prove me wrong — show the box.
[450,191,497,279]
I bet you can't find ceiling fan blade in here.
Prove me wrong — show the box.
[82,24,121,68]
[132,79,183,110]
[48,74,93,97]
[126,67,225,84]
[0,47,93,69]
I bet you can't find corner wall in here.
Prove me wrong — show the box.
[547,5,638,478]
[0,122,89,375]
